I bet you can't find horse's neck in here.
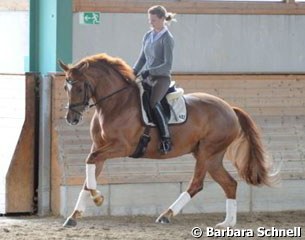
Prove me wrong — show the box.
[93,75,139,118]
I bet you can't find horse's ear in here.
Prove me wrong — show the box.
[58,59,69,72]
[76,61,89,73]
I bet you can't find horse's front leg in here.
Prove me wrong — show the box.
[86,154,105,206]
[63,140,129,227]
[86,141,129,205]
[63,155,105,227]
[63,182,90,227]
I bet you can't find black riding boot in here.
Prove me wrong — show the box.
[152,103,172,154]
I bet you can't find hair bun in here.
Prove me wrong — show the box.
[166,12,177,23]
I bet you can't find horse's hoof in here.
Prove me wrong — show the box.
[215,223,224,229]
[155,215,170,224]
[93,195,104,206]
[91,190,104,207]
[63,217,77,227]
[215,222,235,229]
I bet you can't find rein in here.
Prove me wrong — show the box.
[88,85,129,108]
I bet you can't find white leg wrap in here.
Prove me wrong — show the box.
[74,189,90,212]
[86,164,97,190]
[169,192,191,216]
[216,199,237,228]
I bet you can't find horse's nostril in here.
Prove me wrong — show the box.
[72,119,79,125]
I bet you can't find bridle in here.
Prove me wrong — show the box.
[65,78,129,115]
[65,79,92,115]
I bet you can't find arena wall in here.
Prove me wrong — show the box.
[0,74,37,214]
[72,13,305,74]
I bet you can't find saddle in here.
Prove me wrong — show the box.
[138,80,187,126]
[129,79,187,158]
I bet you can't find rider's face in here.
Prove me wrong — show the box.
[148,14,165,32]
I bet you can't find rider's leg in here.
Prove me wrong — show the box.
[150,76,171,154]
[149,76,171,108]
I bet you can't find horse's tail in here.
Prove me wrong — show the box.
[225,107,279,186]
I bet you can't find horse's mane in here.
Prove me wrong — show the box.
[77,53,136,83]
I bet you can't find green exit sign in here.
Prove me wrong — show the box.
[79,12,100,25]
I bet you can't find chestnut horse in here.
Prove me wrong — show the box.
[59,53,275,228]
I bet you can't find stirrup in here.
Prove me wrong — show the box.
[160,138,172,154]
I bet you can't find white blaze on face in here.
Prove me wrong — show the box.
[67,82,73,91]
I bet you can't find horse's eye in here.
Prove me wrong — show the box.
[64,85,68,91]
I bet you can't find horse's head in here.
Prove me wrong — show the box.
[58,59,93,125]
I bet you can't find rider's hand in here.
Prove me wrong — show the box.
[133,69,138,77]
[141,70,149,79]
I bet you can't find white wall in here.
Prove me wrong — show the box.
[60,179,305,217]
[0,11,28,212]
[73,13,305,73]
[0,75,25,213]
[0,11,29,73]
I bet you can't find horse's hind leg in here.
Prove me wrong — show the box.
[156,146,209,224]
[63,160,105,227]
[207,155,237,228]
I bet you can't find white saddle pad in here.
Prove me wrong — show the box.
[137,80,187,126]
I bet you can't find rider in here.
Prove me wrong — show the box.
[133,5,176,154]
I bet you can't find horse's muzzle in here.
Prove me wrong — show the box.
[66,111,83,126]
